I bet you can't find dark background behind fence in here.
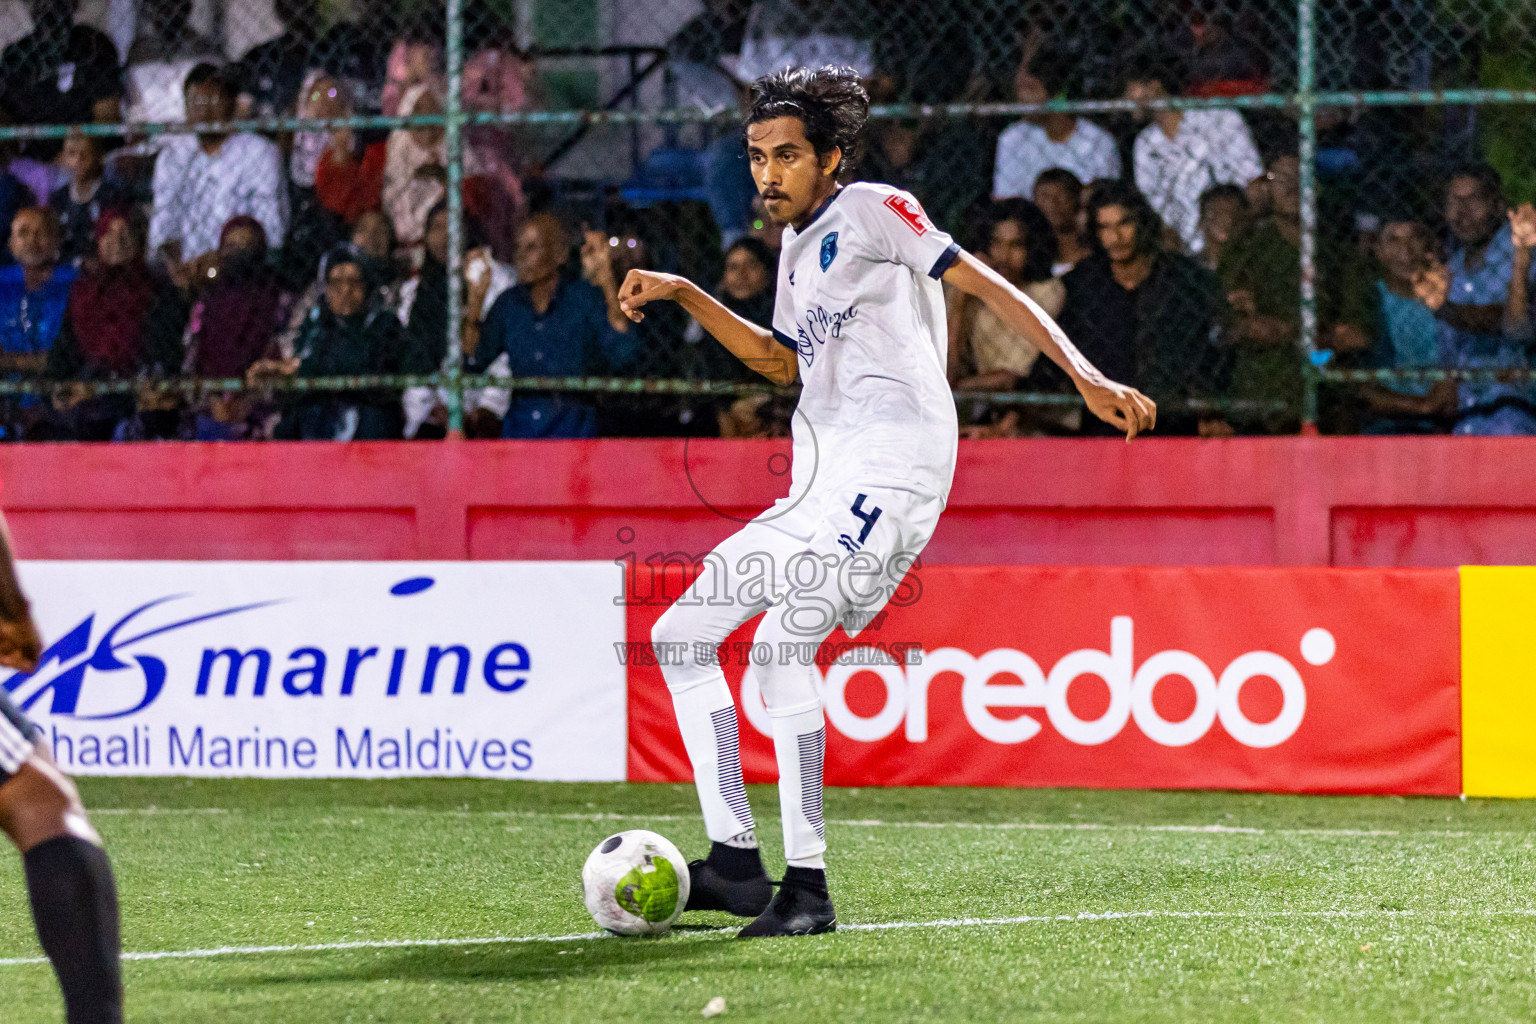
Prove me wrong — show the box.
[0,0,1533,441]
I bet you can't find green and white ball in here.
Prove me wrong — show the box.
[582,830,691,935]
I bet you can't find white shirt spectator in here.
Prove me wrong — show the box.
[1132,107,1262,253]
[992,118,1121,200]
[735,0,873,82]
[149,131,289,260]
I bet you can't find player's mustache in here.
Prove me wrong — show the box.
[761,189,789,200]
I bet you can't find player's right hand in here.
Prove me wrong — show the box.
[0,610,42,673]
[618,269,688,323]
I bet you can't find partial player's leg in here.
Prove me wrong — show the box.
[738,483,944,939]
[650,522,809,916]
[0,692,123,1024]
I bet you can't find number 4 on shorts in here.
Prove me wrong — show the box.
[849,494,883,543]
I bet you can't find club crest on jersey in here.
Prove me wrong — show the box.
[883,193,930,236]
[819,231,838,271]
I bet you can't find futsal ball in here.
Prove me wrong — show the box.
[582,829,691,935]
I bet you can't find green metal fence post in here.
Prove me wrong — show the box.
[443,0,467,437]
[1297,0,1321,433]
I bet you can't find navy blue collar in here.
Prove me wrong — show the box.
[796,186,843,232]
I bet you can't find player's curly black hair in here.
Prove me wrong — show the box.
[743,65,869,183]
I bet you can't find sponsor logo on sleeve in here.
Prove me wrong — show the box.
[883,193,930,236]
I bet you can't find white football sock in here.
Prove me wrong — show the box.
[668,675,756,846]
[769,699,827,869]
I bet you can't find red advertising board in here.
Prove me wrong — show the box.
[626,566,1461,794]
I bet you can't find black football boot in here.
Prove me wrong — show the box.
[685,843,773,917]
[736,866,837,938]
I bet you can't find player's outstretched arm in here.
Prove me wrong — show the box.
[0,515,41,672]
[943,252,1156,439]
[618,270,798,386]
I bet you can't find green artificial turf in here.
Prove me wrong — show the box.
[2,779,1536,1021]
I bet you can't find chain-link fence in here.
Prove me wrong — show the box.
[0,0,1533,440]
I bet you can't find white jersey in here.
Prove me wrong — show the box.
[772,182,961,508]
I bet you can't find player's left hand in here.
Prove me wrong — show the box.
[0,609,41,673]
[1079,377,1157,440]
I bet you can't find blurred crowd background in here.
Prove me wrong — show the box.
[0,0,1532,441]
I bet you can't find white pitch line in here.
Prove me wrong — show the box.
[1,906,1534,969]
[83,807,1496,839]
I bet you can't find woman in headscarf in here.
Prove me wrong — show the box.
[43,208,185,438]
[276,243,429,440]
[396,202,512,438]
[185,215,290,378]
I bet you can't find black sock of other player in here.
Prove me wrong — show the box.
[707,841,767,881]
[782,865,829,899]
[24,835,123,1024]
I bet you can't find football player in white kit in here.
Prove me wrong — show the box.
[618,66,1155,938]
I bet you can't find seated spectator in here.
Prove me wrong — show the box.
[233,0,320,119]
[1032,168,1090,273]
[383,83,448,251]
[398,203,513,439]
[124,0,220,123]
[680,236,783,436]
[1358,215,1450,434]
[278,208,399,358]
[43,209,185,439]
[1218,152,1375,432]
[469,212,635,438]
[150,64,290,272]
[50,132,132,266]
[1195,183,1250,272]
[1183,11,1270,97]
[380,13,442,118]
[948,198,1063,388]
[0,0,121,162]
[992,51,1120,202]
[183,216,290,380]
[0,125,35,269]
[312,79,388,224]
[1123,48,1263,254]
[1412,165,1536,436]
[735,0,874,83]
[272,244,425,440]
[0,208,75,375]
[1057,182,1228,436]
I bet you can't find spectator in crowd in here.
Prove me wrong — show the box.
[1218,152,1374,432]
[50,131,131,266]
[1032,167,1090,273]
[1057,181,1228,436]
[1412,165,1536,435]
[183,216,289,382]
[43,209,184,439]
[0,208,75,375]
[278,208,400,359]
[1358,215,1450,434]
[312,78,389,225]
[947,199,1064,438]
[469,212,635,438]
[291,73,346,192]
[1195,183,1250,272]
[461,2,535,256]
[1123,48,1263,254]
[150,64,289,273]
[0,0,121,160]
[735,0,874,83]
[124,0,219,123]
[678,237,783,437]
[234,0,320,119]
[1182,10,1270,96]
[948,198,1062,388]
[992,51,1120,202]
[383,82,449,251]
[272,244,424,440]
[398,203,514,439]
[380,12,442,118]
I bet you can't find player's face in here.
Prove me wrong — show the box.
[1094,203,1140,263]
[746,116,839,226]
